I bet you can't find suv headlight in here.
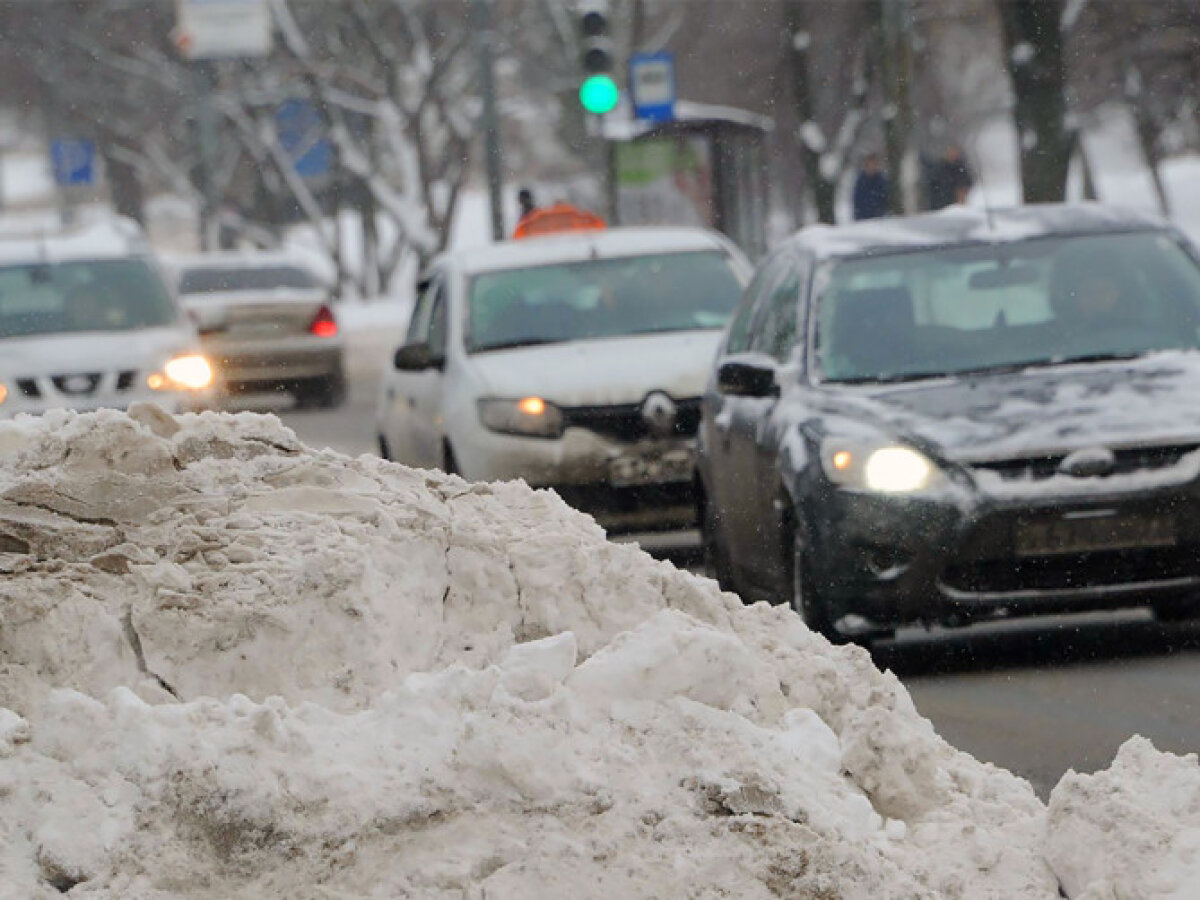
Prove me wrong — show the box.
[148,354,214,391]
[478,396,564,439]
[820,438,942,493]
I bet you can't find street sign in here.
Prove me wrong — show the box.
[629,52,675,123]
[50,139,96,187]
[276,100,332,179]
[174,0,272,60]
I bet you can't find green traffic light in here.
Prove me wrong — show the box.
[579,74,619,114]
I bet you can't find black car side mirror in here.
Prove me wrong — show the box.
[717,359,779,397]
[394,342,444,371]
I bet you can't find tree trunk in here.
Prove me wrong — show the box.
[784,0,836,224]
[997,0,1072,203]
[102,151,144,224]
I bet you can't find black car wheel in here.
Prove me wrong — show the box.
[701,494,734,591]
[788,530,838,640]
[295,370,346,409]
[377,434,391,460]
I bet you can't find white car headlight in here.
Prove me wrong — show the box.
[820,438,940,493]
[478,396,564,439]
[149,354,214,391]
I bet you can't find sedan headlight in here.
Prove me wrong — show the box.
[149,354,214,391]
[478,396,564,439]
[0,383,7,406]
[820,438,941,493]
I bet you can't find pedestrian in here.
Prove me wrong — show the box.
[926,144,974,211]
[517,187,537,220]
[852,152,889,221]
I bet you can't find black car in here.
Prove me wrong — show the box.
[697,203,1200,643]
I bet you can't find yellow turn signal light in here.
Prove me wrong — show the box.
[518,396,547,416]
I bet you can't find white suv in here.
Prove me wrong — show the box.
[376,226,751,533]
[0,218,214,419]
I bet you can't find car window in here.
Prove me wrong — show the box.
[725,252,790,355]
[466,250,745,353]
[0,258,179,339]
[178,265,320,294]
[816,231,1200,382]
[406,274,444,345]
[748,258,806,361]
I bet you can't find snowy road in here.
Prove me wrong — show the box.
[255,342,1200,801]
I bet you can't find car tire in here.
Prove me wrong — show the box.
[701,494,735,591]
[442,443,459,476]
[377,434,391,461]
[295,370,346,409]
[787,529,839,641]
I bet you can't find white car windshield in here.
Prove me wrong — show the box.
[467,250,744,352]
[816,230,1200,383]
[0,258,179,339]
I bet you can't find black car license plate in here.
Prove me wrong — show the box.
[1015,513,1176,558]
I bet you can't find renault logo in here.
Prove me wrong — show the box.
[1059,446,1116,478]
[641,391,678,438]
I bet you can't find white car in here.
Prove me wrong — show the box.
[0,219,214,419]
[376,225,751,532]
[168,252,346,408]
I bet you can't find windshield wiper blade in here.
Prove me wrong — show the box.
[1051,350,1149,366]
[472,337,562,353]
[830,371,947,385]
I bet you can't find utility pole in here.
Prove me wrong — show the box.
[192,61,219,250]
[472,0,505,242]
[878,0,916,215]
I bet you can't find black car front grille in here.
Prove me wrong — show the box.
[972,443,1200,481]
[562,398,701,442]
[942,545,1200,594]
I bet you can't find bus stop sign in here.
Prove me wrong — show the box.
[629,52,675,123]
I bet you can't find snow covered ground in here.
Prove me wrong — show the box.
[0,408,1197,898]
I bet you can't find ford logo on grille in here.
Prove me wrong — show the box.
[1058,446,1117,478]
[641,391,678,439]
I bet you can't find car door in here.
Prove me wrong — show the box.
[742,254,810,598]
[383,271,449,469]
[702,251,794,584]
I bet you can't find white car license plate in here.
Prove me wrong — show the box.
[609,448,694,488]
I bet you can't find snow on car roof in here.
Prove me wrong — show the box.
[0,216,150,265]
[0,406,1194,896]
[161,249,323,271]
[442,225,738,276]
[789,201,1173,260]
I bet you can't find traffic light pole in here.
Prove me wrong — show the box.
[471,0,505,242]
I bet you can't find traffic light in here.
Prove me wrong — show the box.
[578,2,619,115]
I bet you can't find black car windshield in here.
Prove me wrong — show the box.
[178,265,320,294]
[0,258,179,339]
[467,250,744,352]
[816,230,1200,383]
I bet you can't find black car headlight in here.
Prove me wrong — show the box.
[820,438,943,493]
[478,396,564,439]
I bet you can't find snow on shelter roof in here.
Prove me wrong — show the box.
[440,225,739,276]
[0,216,150,266]
[789,202,1175,260]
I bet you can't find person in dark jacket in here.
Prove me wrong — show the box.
[852,153,889,220]
[926,144,974,210]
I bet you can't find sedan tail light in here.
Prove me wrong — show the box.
[310,304,338,338]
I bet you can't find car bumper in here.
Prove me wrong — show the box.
[458,427,697,533]
[806,474,1200,627]
[203,336,344,389]
[0,388,212,419]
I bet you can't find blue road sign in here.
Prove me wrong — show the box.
[629,52,675,123]
[276,99,332,179]
[50,139,96,187]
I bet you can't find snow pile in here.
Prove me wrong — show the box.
[0,407,1190,897]
[1048,737,1200,899]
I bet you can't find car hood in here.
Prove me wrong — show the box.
[0,327,199,377]
[822,351,1200,462]
[469,330,723,406]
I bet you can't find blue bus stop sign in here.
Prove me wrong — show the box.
[51,139,96,187]
[629,52,676,123]
[276,100,332,179]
